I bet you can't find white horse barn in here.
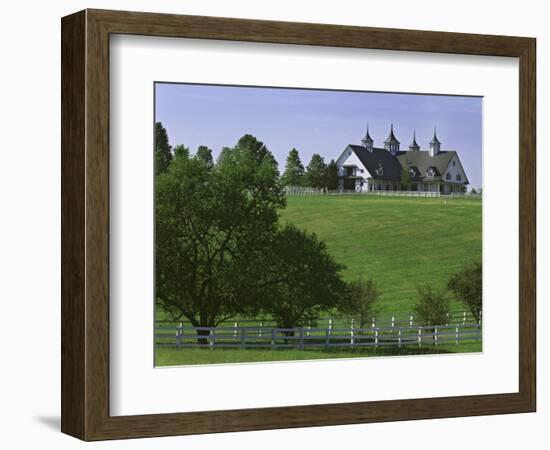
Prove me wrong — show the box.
[336,125,469,194]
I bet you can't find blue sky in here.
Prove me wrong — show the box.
[155,83,482,189]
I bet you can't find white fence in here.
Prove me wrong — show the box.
[283,186,480,199]
[157,310,480,332]
[155,323,481,350]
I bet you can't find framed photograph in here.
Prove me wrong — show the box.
[61,9,536,440]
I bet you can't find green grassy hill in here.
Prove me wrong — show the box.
[279,195,482,314]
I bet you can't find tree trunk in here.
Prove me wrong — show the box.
[196,327,210,345]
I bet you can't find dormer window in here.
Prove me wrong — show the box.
[427,167,436,177]
[408,166,419,177]
[446,173,451,180]
[375,163,384,176]
[456,174,462,181]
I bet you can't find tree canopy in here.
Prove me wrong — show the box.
[305,153,328,189]
[448,261,482,323]
[195,145,214,168]
[259,224,346,331]
[155,122,173,175]
[156,135,285,334]
[325,159,339,190]
[281,148,305,187]
[339,278,381,329]
[413,285,450,327]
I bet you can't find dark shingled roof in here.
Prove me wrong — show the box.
[348,145,404,181]
[347,145,468,183]
[397,150,460,181]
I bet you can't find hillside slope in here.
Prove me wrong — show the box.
[279,195,482,313]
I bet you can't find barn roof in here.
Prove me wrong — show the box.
[346,145,467,183]
[347,145,403,181]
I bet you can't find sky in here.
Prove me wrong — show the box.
[155,83,483,190]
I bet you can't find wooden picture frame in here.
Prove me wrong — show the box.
[61,9,536,441]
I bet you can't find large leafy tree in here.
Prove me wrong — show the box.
[305,153,328,189]
[155,122,173,175]
[155,134,285,340]
[281,148,305,187]
[260,224,346,333]
[448,261,482,323]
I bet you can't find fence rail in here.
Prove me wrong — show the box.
[157,310,480,331]
[155,323,481,350]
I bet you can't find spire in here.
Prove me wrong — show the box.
[429,127,441,145]
[384,123,400,155]
[409,131,420,151]
[429,127,441,156]
[361,123,374,152]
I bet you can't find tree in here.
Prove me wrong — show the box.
[172,144,189,160]
[400,167,411,191]
[339,278,381,330]
[448,261,482,323]
[195,145,213,168]
[325,159,339,190]
[260,224,346,333]
[155,122,173,175]
[281,148,305,187]
[305,153,327,189]
[155,134,285,342]
[413,285,451,328]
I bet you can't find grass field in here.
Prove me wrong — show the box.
[156,341,482,366]
[155,195,482,366]
[279,195,482,313]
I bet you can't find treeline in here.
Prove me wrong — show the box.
[280,148,339,190]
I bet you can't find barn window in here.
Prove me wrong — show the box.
[456,174,462,181]
[446,173,451,180]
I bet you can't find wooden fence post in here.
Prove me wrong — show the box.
[409,314,413,327]
[259,321,263,338]
[234,321,238,339]
[463,311,467,326]
[391,315,395,328]
[434,327,438,346]
[455,326,459,345]
[418,328,422,348]
[374,328,379,348]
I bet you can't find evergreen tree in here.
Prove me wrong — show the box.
[325,159,339,190]
[195,145,214,168]
[155,122,173,175]
[305,154,328,189]
[173,144,189,160]
[281,148,305,187]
